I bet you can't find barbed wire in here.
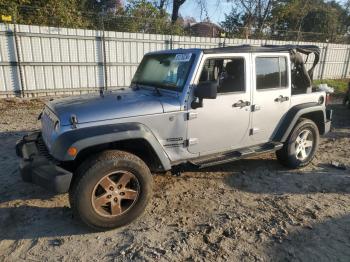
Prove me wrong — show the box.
[0,4,349,44]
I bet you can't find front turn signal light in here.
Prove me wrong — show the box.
[67,147,77,157]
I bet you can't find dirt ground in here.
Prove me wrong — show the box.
[0,97,349,262]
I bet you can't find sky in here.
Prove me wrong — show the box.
[177,0,233,24]
[123,0,348,25]
[177,0,349,24]
[127,0,233,24]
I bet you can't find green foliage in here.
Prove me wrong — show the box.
[220,8,244,37]
[0,0,185,34]
[314,79,350,93]
[270,0,349,42]
[0,0,89,28]
[100,0,184,34]
[124,0,171,33]
[221,0,350,42]
[1,0,350,43]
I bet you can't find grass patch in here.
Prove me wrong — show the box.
[314,79,349,94]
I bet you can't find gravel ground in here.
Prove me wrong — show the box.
[0,97,349,262]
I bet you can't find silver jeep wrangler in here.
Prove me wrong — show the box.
[16,45,332,230]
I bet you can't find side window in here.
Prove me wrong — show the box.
[199,57,245,93]
[256,57,288,90]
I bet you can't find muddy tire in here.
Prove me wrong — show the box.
[69,150,152,231]
[276,118,319,169]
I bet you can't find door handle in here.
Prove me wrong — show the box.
[274,95,289,103]
[233,100,251,108]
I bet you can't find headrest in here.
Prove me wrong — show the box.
[200,68,208,81]
[225,60,242,75]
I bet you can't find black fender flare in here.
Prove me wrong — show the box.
[273,102,326,142]
[50,122,172,170]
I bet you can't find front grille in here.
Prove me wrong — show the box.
[36,136,57,163]
[41,107,58,150]
[36,135,55,162]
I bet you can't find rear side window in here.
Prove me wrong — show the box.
[256,57,288,90]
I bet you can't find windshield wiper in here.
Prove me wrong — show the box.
[153,86,162,96]
[132,81,162,96]
[131,82,141,90]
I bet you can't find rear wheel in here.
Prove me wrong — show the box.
[69,150,152,230]
[276,118,319,168]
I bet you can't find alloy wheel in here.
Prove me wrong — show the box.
[91,171,140,217]
[295,129,314,161]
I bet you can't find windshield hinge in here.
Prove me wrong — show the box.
[70,114,78,129]
[184,138,198,147]
[187,112,198,120]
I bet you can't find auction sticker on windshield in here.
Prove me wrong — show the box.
[174,53,192,62]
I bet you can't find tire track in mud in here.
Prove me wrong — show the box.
[0,98,349,261]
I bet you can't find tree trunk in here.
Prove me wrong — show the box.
[171,0,186,23]
[159,0,167,10]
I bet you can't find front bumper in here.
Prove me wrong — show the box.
[16,132,72,193]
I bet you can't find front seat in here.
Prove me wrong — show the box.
[220,60,244,93]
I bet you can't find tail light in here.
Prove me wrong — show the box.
[325,93,331,106]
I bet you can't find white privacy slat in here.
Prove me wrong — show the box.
[0,22,349,96]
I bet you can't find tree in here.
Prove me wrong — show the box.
[220,8,244,36]
[225,0,274,38]
[0,0,89,28]
[80,0,123,13]
[303,1,348,42]
[171,0,186,23]
[271,0,349,42]
[118,0,183,34]
[158,0,168,10]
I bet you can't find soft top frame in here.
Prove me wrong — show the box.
[203,44,320,88]
[203,44,320,55]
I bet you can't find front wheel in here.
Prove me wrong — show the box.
[70,150,153,231]
[276,118,319,169]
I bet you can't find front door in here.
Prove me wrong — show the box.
[187,54,251,155]
[250,54,291,144]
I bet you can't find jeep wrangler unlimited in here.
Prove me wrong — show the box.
[16,45,332,230]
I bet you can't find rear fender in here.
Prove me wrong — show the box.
[273,103,326,142]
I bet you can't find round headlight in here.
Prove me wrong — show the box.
[54,121,60,132]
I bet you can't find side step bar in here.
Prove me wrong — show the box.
[190,142,283,169]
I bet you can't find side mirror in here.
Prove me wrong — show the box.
[191,81,218,109]
[194,81,218,99]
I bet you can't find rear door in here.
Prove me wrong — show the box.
[250,54,291,144]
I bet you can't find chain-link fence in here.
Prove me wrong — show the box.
[0,5,350,97]
[2,4,350,44]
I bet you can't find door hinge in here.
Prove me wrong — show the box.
[249,128,260,135]
[251,104,261,112]
[184,138,199,147]
[187,112,198,120]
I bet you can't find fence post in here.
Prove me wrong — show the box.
[320,43,329,80]
[343,47,350,79]
[165,36,173,50]
[101,17,108,92]
[13,22,25,97]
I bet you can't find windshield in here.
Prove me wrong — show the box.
[132,53,195,92]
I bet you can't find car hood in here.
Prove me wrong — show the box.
[46,88,181,126]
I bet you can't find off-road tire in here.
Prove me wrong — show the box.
[276,118,319,169]
[69,150,152,231]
